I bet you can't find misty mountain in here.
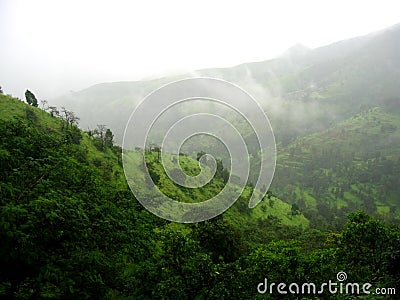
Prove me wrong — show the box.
[3,22,400,299]
[53,23,400,146]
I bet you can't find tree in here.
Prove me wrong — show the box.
[291,203,301,215]
[0,86,3,94]
[153,145,161,162]
[104,128,114,148]
[91,125,108,151]
[337,211,396,281]
[147,162,161,186]
[60,107,79,127]
[96,124,107,140]
[67,110,79,126]
[215,158,229,184]
[25,90,38,107]
[0,117,157,299]
[191,217,245,263]
[154,230,215,299]
[40,99,48,110]
[48,106,59,117]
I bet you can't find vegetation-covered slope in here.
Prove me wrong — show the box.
[53,24,400,146]
[1,93,400,299]
[124,149,309,230]
[0,94,160,298]
[272,107,400,230]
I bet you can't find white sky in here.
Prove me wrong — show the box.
[1,0,400,100]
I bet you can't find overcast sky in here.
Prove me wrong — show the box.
[1,0,400,100]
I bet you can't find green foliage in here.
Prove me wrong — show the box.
[25,90,38,107]
[272,108,400,229]
[291,203,301,215]
[215,158,229,184]
[64,126,82,144]
[1,94,400,299]
[0,106,160,298]
[104,128,114,148]
[337,211,400,282]
[191,216,246,263]
[153,230,215,299]
[90,126,115,152]
[24,107,38,123]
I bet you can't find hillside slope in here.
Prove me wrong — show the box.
[1,94,400,300]
[272,107,400,229]
[53,23,400,146]
[0,94,155,298]
[124,149,308,231]
[0,93,309,241]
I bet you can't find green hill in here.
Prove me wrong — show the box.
[272,107,400,229]
[3,22,400,297]
[0,93,311,298]
[1,90,400,299]
[0,94,145,298]
[0,94,308,231]
[124,149,309,232]
[48,24,400,231]
[53,23,400,146]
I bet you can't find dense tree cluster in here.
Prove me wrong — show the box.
[0,116,162,298]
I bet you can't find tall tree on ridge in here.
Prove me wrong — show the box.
[25,90,38,107]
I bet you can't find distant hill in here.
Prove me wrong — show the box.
[272,107,400,228]
[49,23,400,228]
[53,23,400,145]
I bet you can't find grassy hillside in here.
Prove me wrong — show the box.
[272,107,400,228]
[124,149,309,234]
[0,94,125,184]
[0,93,309,238]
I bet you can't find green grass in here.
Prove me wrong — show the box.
[0,94,125,185]
[0,94,64,133]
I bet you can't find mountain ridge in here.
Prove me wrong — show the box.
[52,22,400,146]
